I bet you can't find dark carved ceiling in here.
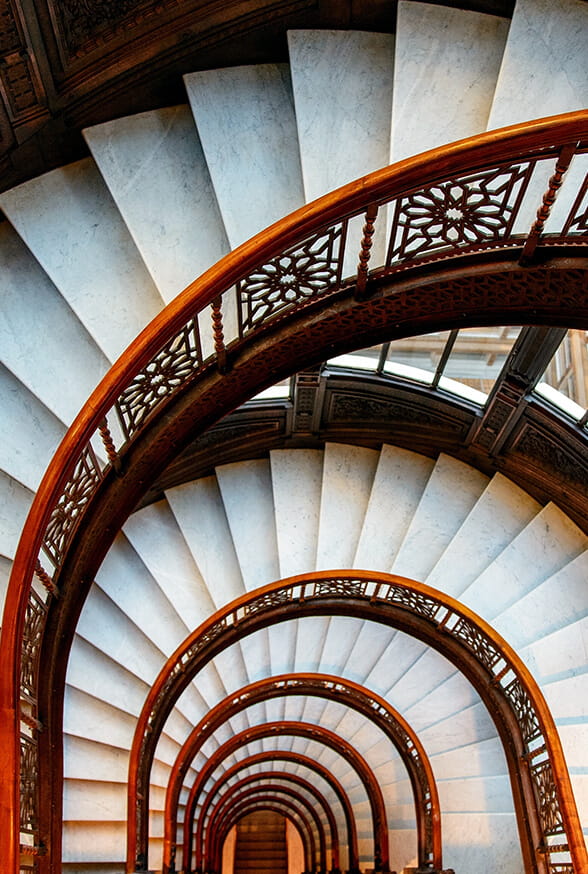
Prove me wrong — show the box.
[0,0,514,197]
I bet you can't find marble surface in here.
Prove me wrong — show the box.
[354,444,434,571]
[0,222,109,424]
[391,454,489,580]
[496,549,588,649]
[0,469,33,559]
[66,634,148,717]
[488,0,588,129]
[460,503,588,620]
[0,158,164,362]
[316,443,379,569]
[185,64,305,249]
[123,499,216,629]
[392,2,509,162]
[216,458,279,589]
[166,476,245,609]
[270,448,323,578]
[84,105,230,303]
[426,472,540,598]
[288,31,394,199]
[0,365,65,492]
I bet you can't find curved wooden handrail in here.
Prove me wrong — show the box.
[189,752,359,874]
[202,772,340,873]
[161,674,441,873]
[207,787,325,874]
[129,571,588,874]
[1,111,587,873]
[213,800,315,874]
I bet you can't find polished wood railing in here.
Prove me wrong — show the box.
[1,111,587,874]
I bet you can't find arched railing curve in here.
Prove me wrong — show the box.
[129,572,588,874]
[161,674,440,873]
[1,111,587,873]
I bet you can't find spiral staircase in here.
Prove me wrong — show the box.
[0,2,587,874]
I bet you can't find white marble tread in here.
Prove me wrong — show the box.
[0,470,33,561]
[185,64,305,249]
[316,443,380,570]
[270,448,323,579]
[0,158,165,362]
[391,2,509,162]
[391,454,489,581]
[488,0,588,130]
[459,502,588,620]
[165,475,246,610]
[354,444,435,571]
[0,365,66,492]
[288,30,395,201]
[0,222,109,424]
[215,458,279,589]
[84,105,230,303]
[122,499,217,630]
[426,472,540,598]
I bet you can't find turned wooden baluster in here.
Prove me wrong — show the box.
[520,142,577,263]
[355,203,379,298]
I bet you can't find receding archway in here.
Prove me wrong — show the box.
[162,674,440,872]
[128,572,587,874]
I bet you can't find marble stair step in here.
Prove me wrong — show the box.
[83,105,230,304]
[391,1,509,161]
[495,550,588,651]
[390,454,489,581]
[0,222,109,424]
[0,365,66,492]
[214,458,280,715]
[488,0,588,129]
[459,502,588,621]
[316,443,380,570]
[0,471,33,562]
[270,448,323,579]
[353,444,434,571]
[0,158,165,363]
[425,472,541,599]
[288,30,395,272]
[185,64,305,250]
[487,0,588,236]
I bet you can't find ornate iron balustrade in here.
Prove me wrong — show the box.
[130,572,588,874]
[0,111,587,874]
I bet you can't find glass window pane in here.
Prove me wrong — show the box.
[536,329,588,421]
[442,326,521,400]
[384,331,451,384]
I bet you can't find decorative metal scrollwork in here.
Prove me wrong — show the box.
[531,758,564,835]
[237,224,345,334]
[42,445,102,567]
[386,161,534,265]
[20,590,47,702]
[451,616,502,674]
[503,676,542,744]
[116,317,203,439]
[562,172,588,236]
[20,735,38,834]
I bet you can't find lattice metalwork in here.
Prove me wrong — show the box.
[383,583,439,620]
[237,224,346,335]
[386,162,534,265]
[311,577,368,599]
[116,317,203,439]
[531,759,565,835]
[503,676,542,743]
[20,735,37,835]
[20,590,47,701]
[451,616,502,673]
[562,172,588,236]
[42,445,102,567]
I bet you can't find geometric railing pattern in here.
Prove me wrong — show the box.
[130,572,588,874]
[1,111,587,874]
